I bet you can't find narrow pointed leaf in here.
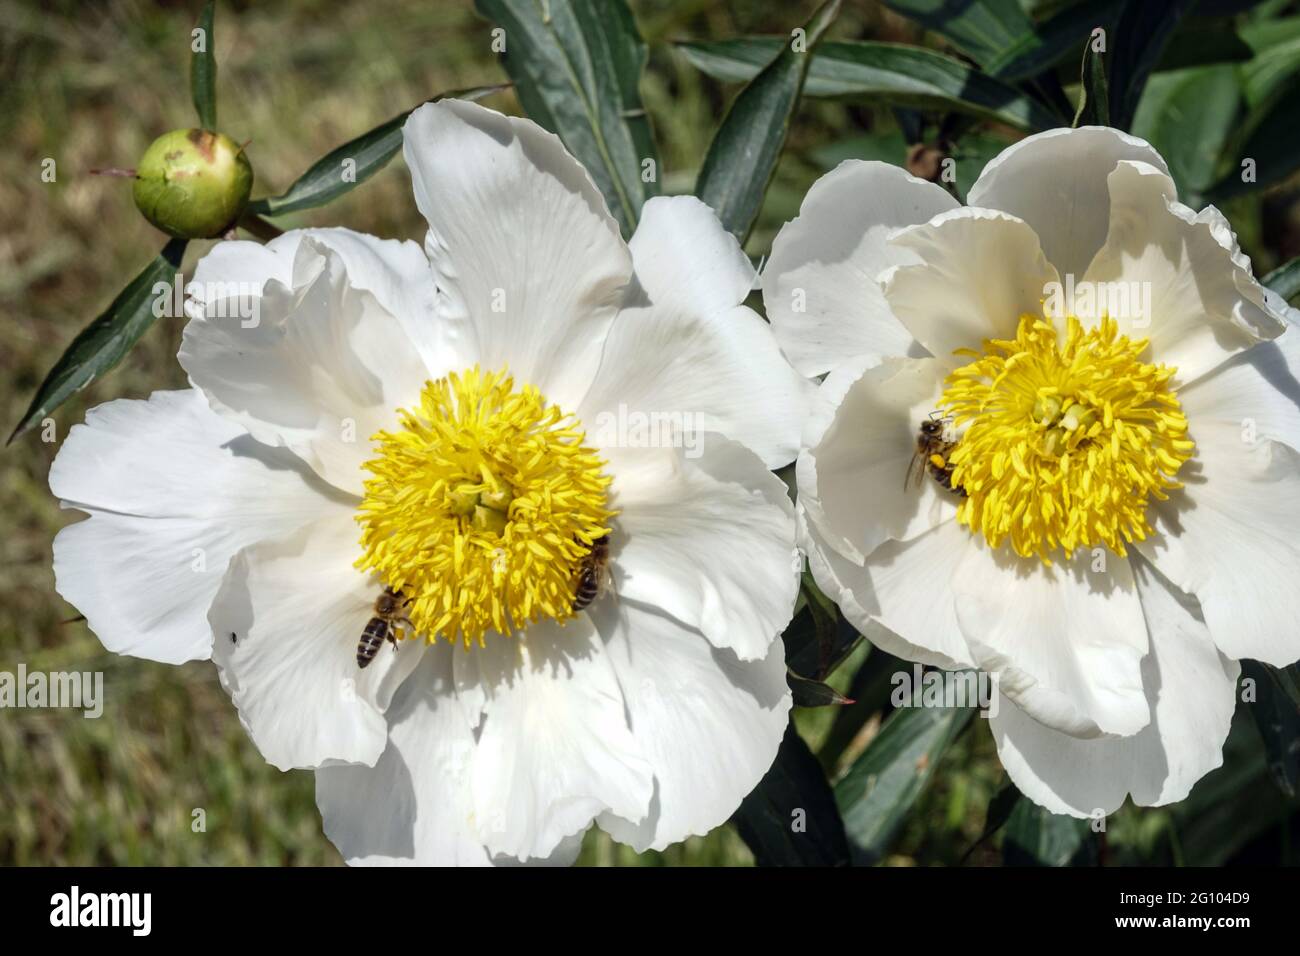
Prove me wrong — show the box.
[1265,256,1300,302]
[834,703,972,864]
[473,0,658,238]
[1241,660,1300,798]
[249,85,507,217]
[1001,798,1098,866]
[1106,0,1197,131]
[788,670,854,707]
[1073,33,1110,127]
[696,0,842,242]
[884,0,1032,68]
[1131,65,1240,201]
[191,0,217,130]
[732,719,851,866]
[677,38,1058,132]
[984,1,1122,81]
[9,239,188,443]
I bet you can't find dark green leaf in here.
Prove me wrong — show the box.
[1107,0,1198,131]
[678,38,1058,133]
[732,719,851,866]
[783,572,861,681]
[1131,65,1240,201]
[884,0,1032,69]
[191,0,217,130]
[1002,797,1099,866]
[1153,19,1253,71]
[1268,256,1300,301]
[960,781,1019,863]
[1169,707,1297,865]
[1205,21,1300,201]
[834,703,972,864]
[1209,83,1300,201]
[984,0,1122,81]
[788,669,854,707]
[473,0,658,238]
[1073,25,1110,126]
[249,85,507,217]
[1241,660,1300,798]
[8,240,187,443]
[695,0,843,242]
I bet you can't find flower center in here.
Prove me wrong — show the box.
[939,314,1194,563]
[355,367,614,646]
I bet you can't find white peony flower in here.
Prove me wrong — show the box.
[49,100,809,864]
[763,126,1300,818]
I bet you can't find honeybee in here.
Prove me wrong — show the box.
[906,412,965,496]
[572,534,613,612]
[357,587,412,669]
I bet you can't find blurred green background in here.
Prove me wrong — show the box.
[2,0,1299,866]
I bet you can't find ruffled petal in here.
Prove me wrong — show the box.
[49,389,342,664]
[1138,424,1300,666]
[991,555,1238,817]
[180,238,431,495]
[402,98,632,411]
[207,513,425,771]
[592,600,790,851]
[967,125,1170,280]
[578,195,808,469]
[762,160,959,376]
[880,207,1059,360]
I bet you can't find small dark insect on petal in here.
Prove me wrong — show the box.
[230,632,237,644]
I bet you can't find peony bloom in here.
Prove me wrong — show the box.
[764,126,1300,817]
[49,100,808,863]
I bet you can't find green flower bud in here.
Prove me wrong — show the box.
[132,129,253,238]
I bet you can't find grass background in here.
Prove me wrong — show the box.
[1,0,1297,866]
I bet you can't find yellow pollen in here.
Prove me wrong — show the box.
[940,314,1194,563]
[355,366,615,647]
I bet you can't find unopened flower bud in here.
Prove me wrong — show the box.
[132,129,253,238]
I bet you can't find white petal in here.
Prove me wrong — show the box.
[402,99,631,411]
[762,160,960,376]
[207,513,425,771]
[463,618,654,861]
[1081,161,1284,381]
[1138,425,1300,666]
[991,555,1238,817]
[315,646,492,866]
[1179,326,1300,452]
[624,194,755,316]
[798,356,958,565]
[592,600,790,852]
[49,389,340,665]
[953,542,1149,738]
[967,126,1170,280]
[801,507,976,670]
[180,239,430,495]
[607,436,799,662]
[187,227,446,375]
[578,196,808,469]
[881,207,1059,359]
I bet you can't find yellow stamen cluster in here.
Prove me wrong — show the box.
[355,366,614,646]
[941,314,1194,563]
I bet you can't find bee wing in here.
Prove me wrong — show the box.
[904,448,924,491]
